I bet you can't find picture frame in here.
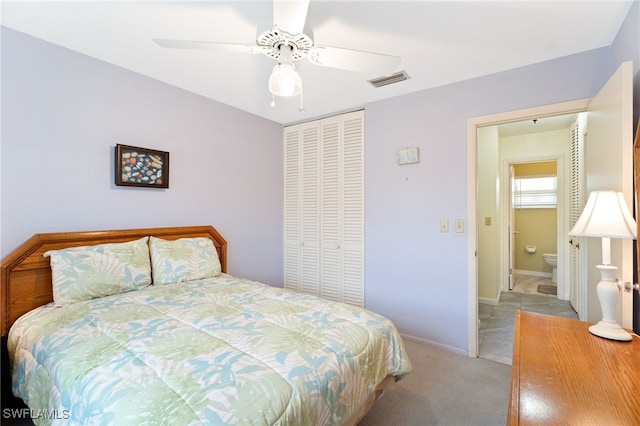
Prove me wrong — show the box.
[115,144,169,188]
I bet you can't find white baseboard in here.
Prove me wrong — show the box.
[513,269,552,278]
[479,296,499,306]
[400,333,467,357]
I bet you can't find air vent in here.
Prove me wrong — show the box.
[368,71,410,88]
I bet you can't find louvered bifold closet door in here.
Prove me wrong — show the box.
[300,123,321,295]
[341,111,364,307]
[284,122,321,294]
[283,111,364,306]
[569,118,584,319]
[284,126,301,292]
[320,117,341,302]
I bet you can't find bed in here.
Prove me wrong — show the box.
[1,226,411,425]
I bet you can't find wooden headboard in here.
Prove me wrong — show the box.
[0,226,227,336]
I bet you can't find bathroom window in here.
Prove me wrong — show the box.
[512,176,557,209]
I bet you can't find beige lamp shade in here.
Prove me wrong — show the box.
[569,191,637,239]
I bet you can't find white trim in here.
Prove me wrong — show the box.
[467,115,479,358]
[467,98,590,358]
[401,333,468,357]
[479,296,500,306]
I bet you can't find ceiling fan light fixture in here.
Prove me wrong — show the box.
[269,62,302,97]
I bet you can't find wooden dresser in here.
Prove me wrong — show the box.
[508,311,640,425]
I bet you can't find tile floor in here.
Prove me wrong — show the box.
[478,274,578,365]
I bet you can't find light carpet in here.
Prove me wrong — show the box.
[359,339,511,426]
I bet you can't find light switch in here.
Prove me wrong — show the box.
[440,219,449,233]
[454,219,465,233]
[485,217,492,226]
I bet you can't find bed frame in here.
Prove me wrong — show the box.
[1,225,398,424]
[0,226,227,336]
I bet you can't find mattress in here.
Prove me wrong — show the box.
[8,274,412,425]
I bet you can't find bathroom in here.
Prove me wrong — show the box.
[476,114,574,305]
[512,161,557,295]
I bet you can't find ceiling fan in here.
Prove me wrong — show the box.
[153,0,401,109]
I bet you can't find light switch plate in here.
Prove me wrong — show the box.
[454,218,465,234]
[440,219,449,233]
[397,147,420,165]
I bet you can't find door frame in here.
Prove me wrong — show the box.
[467,98,590,358]
[509,165,515,291]
[502,157,565,296]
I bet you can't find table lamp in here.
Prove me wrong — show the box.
[568,190,637,341]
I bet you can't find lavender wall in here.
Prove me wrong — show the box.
[1,1,638,354]
[364,2,639,353]
[612,0,640,128]
[0,27,284,286]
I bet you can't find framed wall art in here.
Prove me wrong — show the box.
[115,144,169,188]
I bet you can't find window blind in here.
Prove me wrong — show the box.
[513,176,557,209]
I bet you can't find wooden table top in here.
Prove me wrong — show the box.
[508,311,640,425]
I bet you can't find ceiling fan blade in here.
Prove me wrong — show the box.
[308,46,401,76]
[153,39,268,55]
[273,0,310,35]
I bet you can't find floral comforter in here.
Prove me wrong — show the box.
[8,274,412,425]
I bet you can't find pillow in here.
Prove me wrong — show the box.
[44,237,151,306]
[149,236,222,285]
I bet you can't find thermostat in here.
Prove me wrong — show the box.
[397,147,420,165]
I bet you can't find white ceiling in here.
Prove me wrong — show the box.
[1,1,633,125]
[496,113,577,137]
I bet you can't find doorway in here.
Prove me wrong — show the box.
[476,117,578,364]
[467,60,634,359]
[509,160,560,296]
[466,98,591,359]
[475,113,574,306]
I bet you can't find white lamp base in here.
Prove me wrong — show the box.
[588,321,632,341]
[591,265,632,342]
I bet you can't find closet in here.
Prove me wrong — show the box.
[284,110,364,306]
[569,116,585,319]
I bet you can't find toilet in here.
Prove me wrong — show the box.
[543,253,557,283]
